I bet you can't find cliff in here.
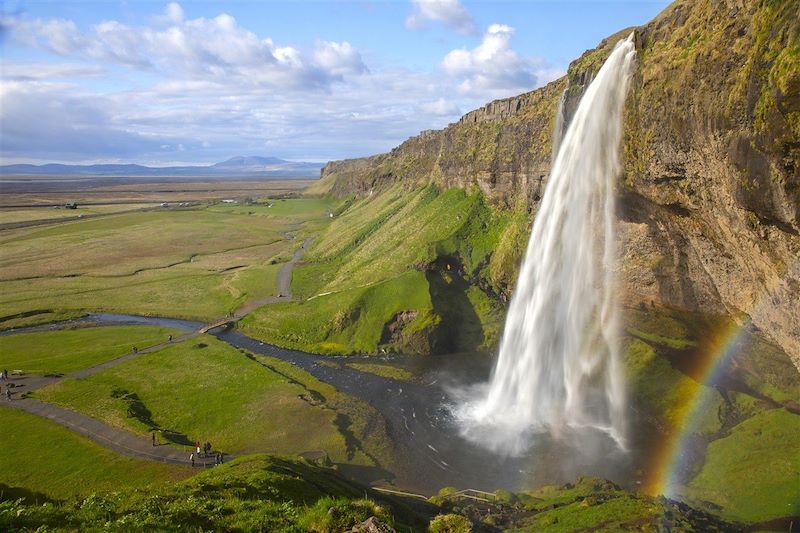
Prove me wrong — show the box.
[317,0,800,368]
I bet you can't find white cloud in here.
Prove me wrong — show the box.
[418,98,461,116]
[0,4,565,165]
[3,6,365,89]
[1,61,106,80]
[313,41,368,77]
[406,0,475,34]
[442,24,544,98]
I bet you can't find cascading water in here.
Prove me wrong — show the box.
[550,89,567,163]
[457,35,636,456]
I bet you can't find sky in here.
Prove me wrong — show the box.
[0,0,670,166]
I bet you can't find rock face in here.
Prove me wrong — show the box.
[320,0,800,368]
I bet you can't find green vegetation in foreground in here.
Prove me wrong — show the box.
[0,200,337,321]
[0,406,190,501]
[0,325,182,375]
[2,455,741,533]
[681,408,800,523]
[504,477,734,532]
[1,454,427,532]
[34,335,390,466]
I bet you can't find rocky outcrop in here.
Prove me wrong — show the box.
[319,0,800,367]
[617,0,799,368]
[322,79,567,208]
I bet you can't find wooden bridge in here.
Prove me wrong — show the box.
[198,318,238,334]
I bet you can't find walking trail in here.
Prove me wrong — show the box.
[2,235,311,467]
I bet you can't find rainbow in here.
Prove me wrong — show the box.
[644,319,748,497]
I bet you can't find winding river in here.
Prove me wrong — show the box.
[5,312,639,495]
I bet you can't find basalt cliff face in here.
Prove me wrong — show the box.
[319,0,800,367]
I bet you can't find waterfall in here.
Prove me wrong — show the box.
[457,35,636,456]
[550,89,566,163]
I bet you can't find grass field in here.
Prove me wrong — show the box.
[0,325,183,375]
[0,406,191,500]
[0,204,160,225]
[0,178,312,207]
[33,335,391,466]
[0,199,337,322]
[682,408,800,522]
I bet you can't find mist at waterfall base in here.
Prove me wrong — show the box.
[452,35,637,473]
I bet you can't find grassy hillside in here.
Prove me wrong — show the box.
[242,185,513,355]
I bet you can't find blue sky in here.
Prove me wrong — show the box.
[0,0,669,165]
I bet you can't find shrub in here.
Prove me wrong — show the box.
[428,513,472,533]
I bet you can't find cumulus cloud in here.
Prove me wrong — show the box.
[0,3,564,164]
[0,82,166,160]
[443,24,546,98]
[3,5,366,89]
[406,0,475,34]
[313,41,368,77]
[418,98,461,116]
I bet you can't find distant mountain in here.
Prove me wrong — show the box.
[0,156,323,178]
[213,156,290,168]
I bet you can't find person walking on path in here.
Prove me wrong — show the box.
[5,388,10,400]
[152,432,156,447]
[190,452,194,467]
[168,335,173,342]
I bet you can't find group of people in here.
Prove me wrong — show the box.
[189,441,224,467]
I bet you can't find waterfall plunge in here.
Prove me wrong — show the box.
[457,35,636,456]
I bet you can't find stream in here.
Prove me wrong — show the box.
[5,313,640,495]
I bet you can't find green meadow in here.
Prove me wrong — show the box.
[682,408,800,523]
[33,335,392,466]
[0,406,191,500]
[0,325,182,375]
[0,200,337,323]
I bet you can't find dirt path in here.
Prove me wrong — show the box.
[232,236,310,318]
[9,397,222,467]
[2,330,227,466]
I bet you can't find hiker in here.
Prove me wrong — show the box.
[196,443,201,457]
[133,346,138,353]
[5,388,11,400]
[190,452,194,467]
[0,369,6,380]
[168,334,173,342]
[152,432,156,447]
[216,453,221,465]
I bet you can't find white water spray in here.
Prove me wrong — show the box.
[457,35,636,456]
